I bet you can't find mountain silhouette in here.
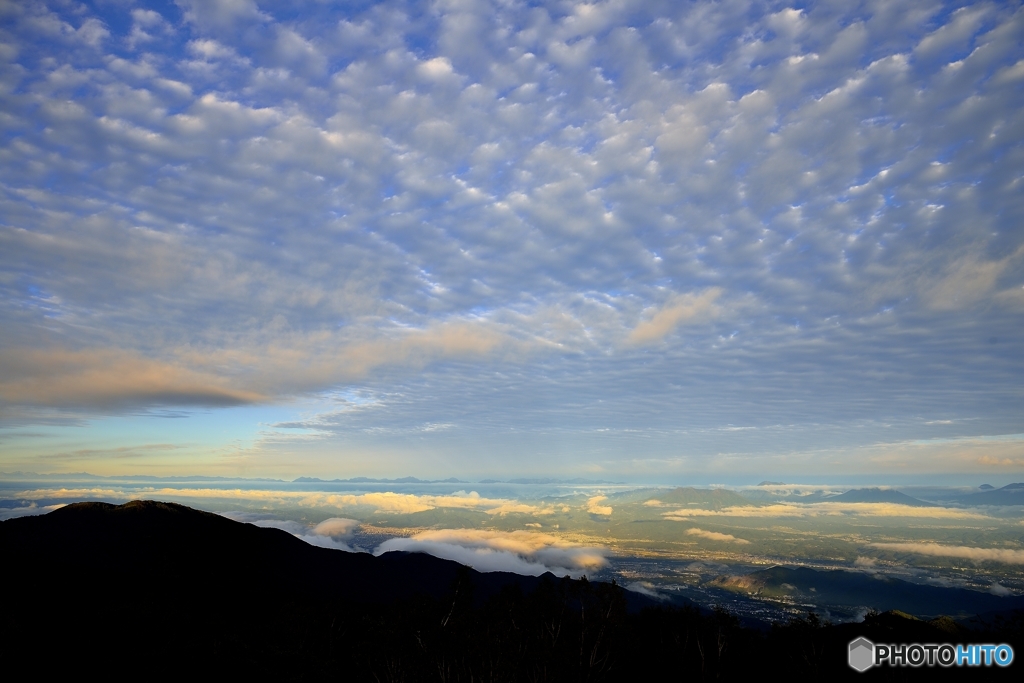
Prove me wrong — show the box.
[1,500,565,605]
[3,500,1021,680]
[0,500,644,678]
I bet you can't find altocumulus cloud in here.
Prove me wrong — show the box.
[0,0,1022,477]
[375,529,608,578]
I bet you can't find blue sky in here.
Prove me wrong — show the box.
[1,0,1022,481]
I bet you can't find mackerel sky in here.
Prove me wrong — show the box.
[1,0,1022,481]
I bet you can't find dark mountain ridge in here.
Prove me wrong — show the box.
[0,500,558,606]
[3,501,1021,680]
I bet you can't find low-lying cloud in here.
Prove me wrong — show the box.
[853,556,879,573]
[625,581,670,601]
[0,503,66,521]
[869,542,1024,564]
[14,486,553,516]
[663,502,989,520]
[586,495,613,516]
[222,512,361,551]
[686,528,750,544]
[375,528,608,578]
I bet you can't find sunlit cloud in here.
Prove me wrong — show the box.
[9,486,552,516]
[686,528,750,544]
[0,348,264,409]
[625,289,721,346]
[0,321,521,411]
[586,495,613,516]
[869,542,1024,564]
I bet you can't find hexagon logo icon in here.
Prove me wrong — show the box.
[848,637,874,672]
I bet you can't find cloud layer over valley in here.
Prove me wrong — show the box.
[224,512,362,550]
[376,528,608,577]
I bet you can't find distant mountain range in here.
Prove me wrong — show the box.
[956,482,1024,506]
[0,471,287,482]
[294,475,622,485]
[0,472,622,486]
[739,484,1024,507]
[650,486,754,509]
[823,487,937,507]
[293,476,468,483]
[479,477,625,485]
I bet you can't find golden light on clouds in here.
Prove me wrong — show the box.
[586,495,613,516]
[625,288,721,346]
[11,486,555,516]
[869,542,1024,564]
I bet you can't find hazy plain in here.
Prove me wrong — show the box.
[4,474,1022,622]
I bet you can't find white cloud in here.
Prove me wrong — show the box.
[187,39,240,61]
[375,528,608,578]
[312,517,360,539]
[990,582,1012,596]
[625,581,670,601]
[0,503,66,521]
[220,513,361,551]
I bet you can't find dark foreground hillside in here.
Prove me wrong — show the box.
[2,501,1019,680]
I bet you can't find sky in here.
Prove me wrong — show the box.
[0,0,1022,482]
